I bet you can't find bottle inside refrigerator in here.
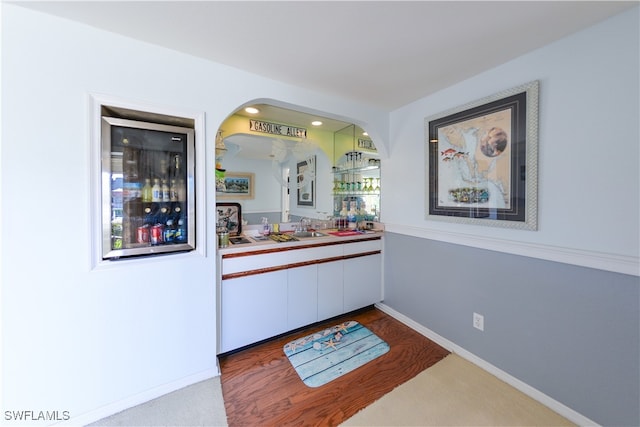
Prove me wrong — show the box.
[101,116,195,259]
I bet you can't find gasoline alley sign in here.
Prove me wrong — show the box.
[250,119,307,138]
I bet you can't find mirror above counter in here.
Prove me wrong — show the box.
[216,103,380,228]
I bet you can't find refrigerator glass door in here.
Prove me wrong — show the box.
[101,116,195,259]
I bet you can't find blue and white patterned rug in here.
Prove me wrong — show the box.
[283,321,390,388]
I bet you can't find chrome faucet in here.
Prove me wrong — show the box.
[298,217,311,232]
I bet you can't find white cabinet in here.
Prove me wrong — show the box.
[219,237,382,353]
[344,253,382,312]
[287,264,317,330]
[220,270,287,353]
[317,260,344,321]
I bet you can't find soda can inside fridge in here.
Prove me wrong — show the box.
[101,115,195,260]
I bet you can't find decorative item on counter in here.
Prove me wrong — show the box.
[216,202,242,235]
[339,200,348,217]
[215,129,227,168]
[217,220,229,248]
[215,129,228,194]
[269,233,297,242]
[218,230,229,248]
[347,200,358,229]
[358,200,368,217]
[335,217,349,230]
[215,168,226,193]
[261,217,271,236]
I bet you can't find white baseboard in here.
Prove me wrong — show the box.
[375,303,600,427]
[57,368,220,427]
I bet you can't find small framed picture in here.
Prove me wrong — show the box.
[217,172,254,200]
[216,202,242,236]
[296,157,315,207]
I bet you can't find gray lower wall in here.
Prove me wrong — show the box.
[383,232,639,426]
[243,211,281,226]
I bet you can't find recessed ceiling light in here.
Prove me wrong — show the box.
[311,120,323,126]
[362,131,369,136]
[244,107,260,114]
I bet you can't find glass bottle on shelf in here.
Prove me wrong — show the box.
[161,179,170,202]
[152,178,162,202]
[176,178,186,202]
[170,179,178,201]
[142,178,153,203]
[365,178,373,192]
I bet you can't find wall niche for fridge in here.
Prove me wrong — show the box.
[100,107,196,260]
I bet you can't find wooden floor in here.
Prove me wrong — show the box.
[219,306,450,426]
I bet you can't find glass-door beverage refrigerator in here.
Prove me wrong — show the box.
[101,116,196,259]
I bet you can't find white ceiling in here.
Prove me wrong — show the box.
[14,1,637,110]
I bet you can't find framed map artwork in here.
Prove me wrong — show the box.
[425,80,539,230]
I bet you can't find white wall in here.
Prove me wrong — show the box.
[385,7,639,272]
[288,148,334,221]
[0,4,388,425]
[382,9,639,425]
[220,155,282,217]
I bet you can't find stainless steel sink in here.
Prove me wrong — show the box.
[291,231,328,238]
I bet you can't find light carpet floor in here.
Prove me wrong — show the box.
[341,353,575,426]
[88,377,228,427]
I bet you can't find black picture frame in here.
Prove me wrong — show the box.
[216,202,242,236]
[296,157,315,207]
[426,81,539,230]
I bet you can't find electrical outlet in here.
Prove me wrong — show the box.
[473,312,484,331]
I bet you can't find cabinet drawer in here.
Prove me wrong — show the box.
[222,245,342,275]
[343,238,381,256]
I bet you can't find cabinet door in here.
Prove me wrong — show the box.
[317,260,344,321]
[343,254,382,312]
[220,270,287,353]
[287,264,317,330]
